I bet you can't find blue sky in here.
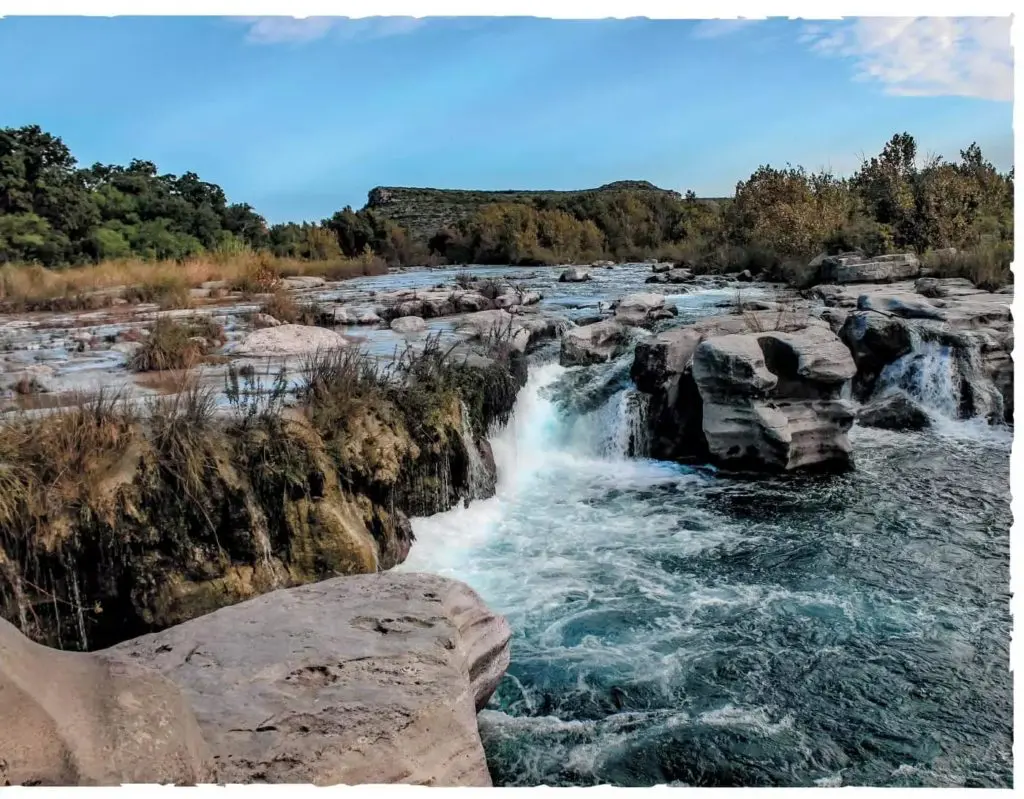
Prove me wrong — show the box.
[0,16,1013,223]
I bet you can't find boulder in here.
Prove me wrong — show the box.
[560,319,630,366]
[634,319,857,472]
[234,324,348,357]
[838,311,914,399]
[455,292,492,313]
[818,252,921,284]
[614,292,677,327]
[106,573,511,787]
[558,267,591,283]
[736,269,754,282]
[856,293,946,321]
[390,316,428,335]
[356,310,382,326]
[692,328,856,471]
[858,392,931,431]
[591,260,615,268]
[651,262,672,274]
[0,617,214,786]
[281,276,327,290]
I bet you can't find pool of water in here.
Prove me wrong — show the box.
[400,288,1013,787]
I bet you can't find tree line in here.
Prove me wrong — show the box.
[1,125,1013,274]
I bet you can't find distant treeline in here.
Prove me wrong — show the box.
[0,125,1013,275]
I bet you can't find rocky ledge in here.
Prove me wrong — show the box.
[1,573,510,787]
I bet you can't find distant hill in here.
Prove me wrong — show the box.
[364,181,694,238]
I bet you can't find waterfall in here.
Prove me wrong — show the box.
[459,400,493,501]
[873,326,1003,423]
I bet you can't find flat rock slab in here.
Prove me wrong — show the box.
[233,324,348,357]
[106,573,511,787]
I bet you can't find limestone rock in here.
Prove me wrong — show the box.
[390,316,428,335]
[858,392,931,431]
[614,292,677,327]
[645,268,694,285]
[856,293,946,321]
[106,573,511,787]
[818,252,920,284]
[651,262,672,274]
[558,267,591,283]
[0,617,214,786]
[560,319,630,366]
[234,325,348,357]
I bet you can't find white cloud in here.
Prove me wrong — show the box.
[801,17,1012,102]
[690,18,763,39]
[242,16,425,45]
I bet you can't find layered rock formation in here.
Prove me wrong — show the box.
[107,573,511,787]
[1,617,214,786]
[632,314,856,471]
[561,319,631,366]
[815,252,921,284]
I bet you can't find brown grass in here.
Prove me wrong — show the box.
[922,240,1014,291]
[0,251,389,313]
[129,317,223,373]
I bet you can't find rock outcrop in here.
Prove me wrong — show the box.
[561,319,631,366]
[632,315,856,471]
[645,268,695,285]
[107,573,511,787]
[816,252,921,284]
[457,309,564,353]
[0,617,214,786]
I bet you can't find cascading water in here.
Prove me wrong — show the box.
[401,286,1011,787]
[873,327,1003,423]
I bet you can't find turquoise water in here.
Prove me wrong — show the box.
[400,288,1013,787]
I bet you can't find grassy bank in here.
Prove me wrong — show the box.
[0,337,525,651]
[0,250,388,313]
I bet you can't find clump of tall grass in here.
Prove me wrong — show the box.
[129,317,223,372]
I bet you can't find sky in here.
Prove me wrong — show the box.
[0,15,1014,223]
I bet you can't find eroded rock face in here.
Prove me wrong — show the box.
[0,617,214,786]
[106,573,511,787]
[561,319,631,366]
[633,315,857,471]
[693,327,856,471]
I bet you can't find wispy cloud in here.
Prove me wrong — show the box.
[801,17,1012,102]
[690,18,763,39]
[242,16,425,45]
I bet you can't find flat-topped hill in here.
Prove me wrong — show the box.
[365,181,687,238]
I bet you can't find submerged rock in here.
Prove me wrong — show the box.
[0,617,214,786]
[560,319,631,366]
[235,324,348,357]
[107,573,511,787]
[858,392,931,431]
